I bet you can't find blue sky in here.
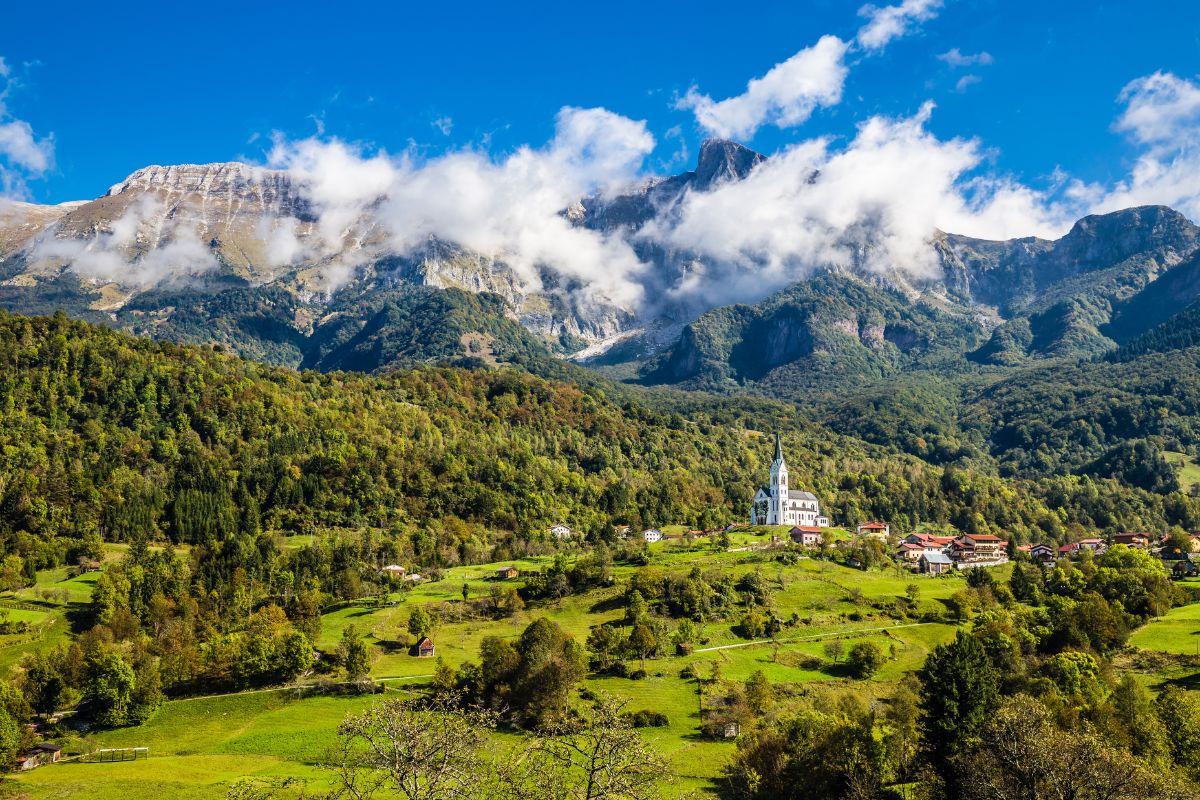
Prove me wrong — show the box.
[1,0,1197,205]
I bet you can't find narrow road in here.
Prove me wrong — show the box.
[692,621,935,653]
[173,674,434,703]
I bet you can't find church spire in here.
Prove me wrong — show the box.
[774,432,783,462]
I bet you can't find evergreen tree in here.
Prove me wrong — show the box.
[918,631,999,785]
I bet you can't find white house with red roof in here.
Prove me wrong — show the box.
[949,534,1008,566]
[856,521,890,537]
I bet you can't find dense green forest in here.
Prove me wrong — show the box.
[2,309,1197,578]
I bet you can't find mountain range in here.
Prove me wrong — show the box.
[6,139,1200,493]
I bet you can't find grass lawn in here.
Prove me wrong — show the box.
[1129,602,1200,655]
[3,544,1005,799]
[1166,451,1200,491]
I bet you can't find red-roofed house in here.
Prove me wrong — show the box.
[789,526,824,547]
[950,534,1008,565]
[856,521,891,538]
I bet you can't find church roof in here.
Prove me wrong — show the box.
[788,490,818,501]
[774,433,783,462]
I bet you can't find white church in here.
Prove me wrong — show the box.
[750,435,830,528]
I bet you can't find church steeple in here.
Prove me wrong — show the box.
[774,433,783,463]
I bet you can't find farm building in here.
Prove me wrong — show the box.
[413,637,436,658]
[497,566,519,580]
[920,551,953,575]
[17,744,61,770]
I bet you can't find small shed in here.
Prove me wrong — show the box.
[497,566,519,580]
[381,564,407,577]
[413,636,436,658]
[722,722,741,738]
[919,551,952,575]
[17,744,61,770]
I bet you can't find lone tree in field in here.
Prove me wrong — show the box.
[324,694,496,800]
[339,625,372,684]
[629,625,656,672]
[845,641,885,679]
[408,607,433,642]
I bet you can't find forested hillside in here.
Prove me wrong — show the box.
[1,308,1198,591]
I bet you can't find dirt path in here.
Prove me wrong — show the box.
[692,621,935,653]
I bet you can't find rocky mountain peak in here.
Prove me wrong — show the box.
[1055,205,1200,268]
[107,162,300,204]
[693,139,766,190]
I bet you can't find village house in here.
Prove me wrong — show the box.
[1029,543,1057,563]
[413,636,436,658]
[856,521,890,538]
[750,435,828,528]
[897,542,926,562]
[547,524,572,539]
[1112,532,1149,548]
[920,551,953,575]
[1172,557,1199,578]
[789,526,824,547]
[643,528,663,543]
[380,564,407,577]
[1058,538,1105,557]
[16,744,60,770]
[949,534,1008,566]
[901,532,955,554]
[496,566,519,580]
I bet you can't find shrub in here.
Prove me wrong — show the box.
[626,709,669,728]
[846,641,886,679]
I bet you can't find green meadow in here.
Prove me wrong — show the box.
[2,533,1191,799]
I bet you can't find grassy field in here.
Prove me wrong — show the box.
[1129,600,1200,655]
[1166,451,1200,491]
[5,532,1189,800]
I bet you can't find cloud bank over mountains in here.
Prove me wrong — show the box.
[7,0,1200,322]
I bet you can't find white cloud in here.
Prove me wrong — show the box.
[267,106,656,305]
[432,116,453,136]
[937,48,994,68]
[1114,71,1200,146]
[676,35,849,140]
[0,57,54,199]
[1087,72,1200,220]
[856,0,942,51]
[34,194,219,288]
[954,74,982,93]
[640,103,1074,309]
